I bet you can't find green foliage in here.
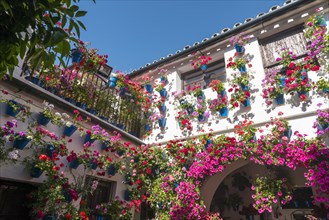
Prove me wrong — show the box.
[0,0,91,78]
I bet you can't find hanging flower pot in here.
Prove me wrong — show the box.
[5,100,22,117]
[238,65,247,73]
[144,124,151,132]
[318,122,328,131]
[71,49,83,64]
[242,98,251,107]
[108,76,117,88]
[284,127,292,139]
[197,92,205,100]
[90,161,98,170]
[198,114,205,122]
[159,88,168,98]
[101,141,110,150]
[186,106,194,115]
[96,216,104,220]
[144,84,153,93]
[297,90,308,100]
[158,118,166,128]
[275,94,285,105]
[160,76,168,84]
[37,113,51,126]
[46,145,55,159]
[219,107,229,117]
[201,64,208,71]
[219,89,226,97]
[13,136,30,150]
[234,44,244,53]
[63,190,72,202]
[204,139,212,149]
[158,103,166,112]
[30,165,43,178]
[69,158,80,169]
[63,124,77,137]
[280,77,286,87]
[240,83,249,91]
[107,164,118,176]
[84,134,95,144]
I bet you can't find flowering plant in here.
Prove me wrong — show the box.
[208,80,225,94]
[234,120,257,142]
[231,73,251,86]
[176,111,193,131]
[229,32,251,46]
[276,48,297,68]
[228,86,251,109]
[208,96,228,111]
[95,197,132,220]
[226,56,252,71]
[187,84,203,98]
[155,82,165,93]
[315,77,329,93]
[191,53,212,70]
[261,69,285,105]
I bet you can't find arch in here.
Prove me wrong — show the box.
[201,159,250,210]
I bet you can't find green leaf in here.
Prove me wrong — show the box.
[70,5,79,12]
[75,10,87,17]
[73,22,80,38]
[77,20,86,31]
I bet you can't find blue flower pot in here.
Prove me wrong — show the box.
[219,89,226,97]
[174,182,179,188]
[219,107,228,117]
[323,88,329,93]
[160,76,168,83]
[101,141,110,150]
[234,44,244,53]
[239,65,247,73]
[304,200,312,208]
[84,134,95,144]
[318,122,328,131]
[46,145,55,158]
[5,100,21,117]
[124,190,131,201]
[69,159,80,169]
[284,127,292,139]
[144,84,153,93]
[158,118,167,128]
[80,103,87,110]
[297,90,308,97]
[108,81,117,88]
[90,162,98,170]
[159,89,167,98]
[158,104,166,112]
[242,98,251,107]
[65,98,76,105]
[240,83,249,91]
[71,49,83,63]
[118,124,126,131]
[96,216,104,220]
[87,108,97,115]
[186,106,194,115]
[201,65,208,71]
[275,94,285,105]
[204,139,212,149]
[63,125,77,137]
[107,164,118,176]
[198,114,205,122]
[179,99,186,105]
[117,150,125,156]
[144,124,151,132]
[37,113,51,126]
[30,165,43,178]
[280,77,286,87]
[13,137,30,149]
[109,76,117,82]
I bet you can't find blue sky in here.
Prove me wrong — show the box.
[78,0,285,73]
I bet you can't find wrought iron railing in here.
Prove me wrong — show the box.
[21,53,142,138]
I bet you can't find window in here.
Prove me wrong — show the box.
[260,25,308,68]
[85,176,116,211]
[281,187,313,209]
[182,61,226,90]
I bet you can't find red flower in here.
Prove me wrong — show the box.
[66,213,72,220]
[146,167,152,175]
[300,94,307,100]
[39,154,50,161]
[288,62,295,68]
[311,65,320,71]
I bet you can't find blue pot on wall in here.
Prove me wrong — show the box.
[234,44,244,53]
[108,79,117,88]
[239,65,247,73]
[158,104,166,112]
[240,83,249,91]
[219,89,226,97]
[159,89,167,98]
[158,118,167,128]
[284,127,292,139]
[101,141,110,150]
[107,164,118,176]
[280,77,286,87]
[84,134,95,144]
[71,49,83,63]
[197,92,205,100]
[63,125,77,137]
[198,114,205,122]
[275,94,285,105]
[318,122,328,131]
[90,162,98,170]
[37,113,51,126]
[43,215,57,220]
[204,139,212,149]
[219,107,228,117]
[201,65,208,71]
[144,84,153,93]
[5,100,21,117]
[160,76,168,83]
[30,165,43,178]
[124,190,131,201]
[144,124,151,132]
[69,159,80,169]
[242,98,251,107]
[46,145,55,159]
[96,216,104,220]
[13,137,30,150]
[186,106,194,115]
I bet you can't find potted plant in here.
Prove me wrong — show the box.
[316,109,329,131]
[226,56,252,73]
[5,100,24,117]
[190,85,204,100]
[229,32,251,53]
[228,86,251,109]
[67,151,80,169]
[37,101,55,126]
[315,77,329,94]
[262,69,286,106]
[208,96,229,117]
[12,131,31,149]
[155,82,167,98]
[209,80,225,96]
[191,52,212,71]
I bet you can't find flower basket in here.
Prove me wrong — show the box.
[5,100,22,117]
[84,134,96,144]
[69,158,80,169]
[13,137,30,150]
[63,125,77,137]
[144,124,151,132]
[234,44,245,53]
[159,89,168,98]
[240,83,249,91]
[239,65,247,73]
[201,64,208,71]
[37,112,51,126]
[158,118,166,128]
[158,103,166,112]
[144,84,153,93]
[275,94,285,105]
[30,165,43,178]
[242,98,251,107]
[46,145,55,159]
[219,107,229,117]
